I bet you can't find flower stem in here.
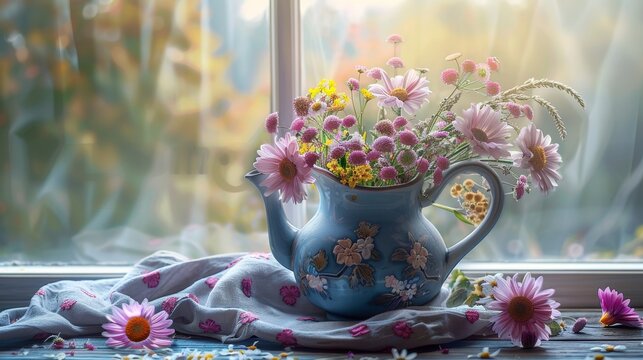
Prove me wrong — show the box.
[431,202,461,212]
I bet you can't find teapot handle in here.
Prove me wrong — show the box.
[420,161,505,276]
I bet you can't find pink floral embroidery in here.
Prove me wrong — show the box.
[276,329,297,347]
[60,299,77,311]
[241,278,252,297]
[280,285,301,306]
[187,293,200,304]
[239,311,258,324]
[349,324,370,337]
[142,271,160,288]
[35,289,45,296]
[392,320,413,339]
[227,257,243,268]
[162,297,178,314]
[205,276,219,289]
[81,288,96,298]
[249,252,272,260]
[199,319,221,333]
[296,316,318,322]
[465,309,480,324]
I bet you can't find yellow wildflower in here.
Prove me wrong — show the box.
[360,88,374,101]
[309,79,336,99]
[299,142,317,154]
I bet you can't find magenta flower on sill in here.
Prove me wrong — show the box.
[487,273,560,348]
[598,287,642,328]
[102,299,174,349]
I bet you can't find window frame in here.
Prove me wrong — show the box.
[2,0,642,311]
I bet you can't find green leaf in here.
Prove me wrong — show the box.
[547,320,562,337]
[448,269,468,288]
[464,293,480,307]
[339,155,347,168]
[453,211,475,226]
[446,287,469,308]
[453,274,471,291]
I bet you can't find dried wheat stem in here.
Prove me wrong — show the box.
[501,78,585,108]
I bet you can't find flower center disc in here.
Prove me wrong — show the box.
[125,316,151,342]
[599,312,614,326]
[529,146,547,171]
[279,158,297,180]
[471,127,489,142]
[507,296,535,323]
[390,87,409,102]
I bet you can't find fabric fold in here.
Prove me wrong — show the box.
[0,251,496,349]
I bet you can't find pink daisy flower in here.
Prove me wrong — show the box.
[454,104,512,159]
[511,124,562,193]
[487,273,560,348]
[102,299,174,349]
[253,133,314,203]
[598,287,642,328]
[368,69,431,115]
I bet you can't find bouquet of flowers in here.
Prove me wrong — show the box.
[253,34,584,223]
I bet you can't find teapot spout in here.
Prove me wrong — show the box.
[245,169,298,270]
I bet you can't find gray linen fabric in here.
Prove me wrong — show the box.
[0,251,496,349]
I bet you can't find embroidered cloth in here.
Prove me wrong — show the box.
[0,251,495,348]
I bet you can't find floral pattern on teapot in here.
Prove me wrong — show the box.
[374,232,441,310]
[299,221,442,311]
[299,222,383,299]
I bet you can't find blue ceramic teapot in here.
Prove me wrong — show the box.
[246,161,504,318]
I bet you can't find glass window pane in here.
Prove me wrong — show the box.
[0,0,271,264]
[300,0,643,261]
